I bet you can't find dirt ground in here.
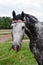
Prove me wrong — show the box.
[0,34,29,43]
[0,34,12,43]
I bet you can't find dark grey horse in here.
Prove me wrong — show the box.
[11,11,43,65]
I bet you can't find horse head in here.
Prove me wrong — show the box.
[11,11,25,52]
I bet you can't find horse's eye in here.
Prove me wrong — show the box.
[22,26,25,29]
[14,22,17,23]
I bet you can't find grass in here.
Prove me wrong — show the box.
[24,35,29,39]
[0,41,38,65]
[0,29,11,35]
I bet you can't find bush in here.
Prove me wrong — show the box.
[0,17,12,29]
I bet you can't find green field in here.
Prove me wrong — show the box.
[0,41,38,65]
[0,30,37,65]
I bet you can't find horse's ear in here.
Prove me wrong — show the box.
[21,11,24,18]
[12,10,16,19]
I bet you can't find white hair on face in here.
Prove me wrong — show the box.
[12,22,25,46]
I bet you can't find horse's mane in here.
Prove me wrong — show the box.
[12,11,39,23]
[24,13,39,23]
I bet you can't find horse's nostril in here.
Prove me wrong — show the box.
[16,45,20,52]
[22,26,25,29]
[11,45,20,52]
[12,45,15,50]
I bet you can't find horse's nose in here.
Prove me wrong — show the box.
[11,45,20,52]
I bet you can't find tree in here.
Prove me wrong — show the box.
[0,17,12,29]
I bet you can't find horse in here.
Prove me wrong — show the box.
[11,11,43,65]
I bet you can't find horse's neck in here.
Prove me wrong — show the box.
[25,14,39,40]
[29,22,42,41]
[25,23,38,40]
[29,23,38,40]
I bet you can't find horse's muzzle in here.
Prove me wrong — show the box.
[10,45,20,52]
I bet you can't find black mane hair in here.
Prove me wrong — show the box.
[24,13,39,23]
[12,10,39,23]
